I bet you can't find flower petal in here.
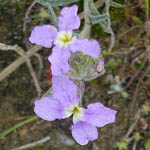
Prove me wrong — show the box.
[48,46,71,76]
[70,39,101,58]
[58,5,80,31]
[82,102,117,127]
[52,76,80,109]
[29,25,57,48]
[34,96,68,121]
[72,121,98,145]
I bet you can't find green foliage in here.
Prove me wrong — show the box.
[35,0,79,7]
[115,137,129,150]
[107,76,128,98]
[113,0,125,6]
[91,25,108,38]
[142,102,150,115]
[35,0,79,25]
[132,16,143,25]
[134,133,142,142]
[106,58,122,69]
[110,7,125,20]
[134,60,142,69]
[109,0,125,20]
[145,138,150,150]
[117,114,124,122]
[89,0,124,33]
[1,0,11,5]
[102,50,116,57]
[88,13,108,25]
[145,0,149,19]
[87,0,124,35]
[1,0,23,9]
[110,0,125,8]
[0,116,38,139]
[15,0,23,9]
[39,9,50,18]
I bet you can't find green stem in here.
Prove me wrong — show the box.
[0,115,38,139]
[145,0,149,20]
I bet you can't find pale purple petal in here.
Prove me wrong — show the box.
[48,46,71,76]
[52,76,79,108]
[81,102,117,127]
[29,25,57,48]
[72,121,98,145]
[70,39,101,58]
[58,5,80,31]
[34,96,67,121]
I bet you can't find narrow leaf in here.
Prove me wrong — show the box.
[35,0,79,7]
[0,116,38,139]
[48,0,79,7]
[35,0,49,6]
[110,0,124,8]
[132,16,143,25]
[47,4,58,25]
[0,87,53,139]
[88,13,108,24]
[35,0,58,25]
[145,0,149,19]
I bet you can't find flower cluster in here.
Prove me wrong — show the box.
[34,76,117,145]
[29,5,100,76]
[29,5,117,145]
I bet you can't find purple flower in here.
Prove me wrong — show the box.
[29,5,101,76]
[34,76,117,145]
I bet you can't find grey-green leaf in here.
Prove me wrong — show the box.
[121,91,128,98]
[88,13,108,24]
[35,0,79,7]
[110,1,124,8]
[43,87,53,97]
[35,0,49,6]
[49,0,79,7]
[47,4,58,25]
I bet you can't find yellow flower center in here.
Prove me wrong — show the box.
[72,106,81,114]
[65,105,84,124]
[55,31,75,47]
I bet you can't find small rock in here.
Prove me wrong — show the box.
[56,132,75,146]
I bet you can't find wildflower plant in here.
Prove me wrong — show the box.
[29,1,118,146]
[35,76,117,145]
[29,5,100,76]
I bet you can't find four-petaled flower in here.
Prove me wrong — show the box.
[29,5,101,76]
[34,76,117,145]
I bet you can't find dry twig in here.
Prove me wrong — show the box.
[12,136,50,150]
[0,45,42,81]
[23,1,36,33]
[0,43,42,97]
[33,53,44,78]
[118,25,143,39]
[125,110,141,137]
[124,55,148,90]
[130,47,150,111]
